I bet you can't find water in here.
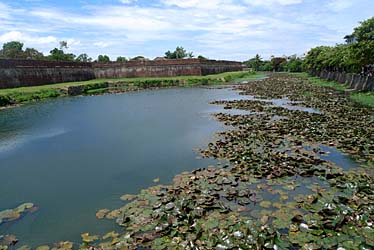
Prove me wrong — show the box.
[0,87,243,247]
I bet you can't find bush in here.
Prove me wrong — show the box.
[0,95,13,106]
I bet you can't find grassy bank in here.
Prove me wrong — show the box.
[0,71,264,107]
[292,72,374,107]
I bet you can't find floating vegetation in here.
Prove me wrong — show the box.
[81,74,374,249]
[4,74,374,249]
[0,203,37,226]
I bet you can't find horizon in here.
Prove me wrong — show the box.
[0,0,373,61]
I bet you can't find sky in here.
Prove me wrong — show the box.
[0,0,373,61]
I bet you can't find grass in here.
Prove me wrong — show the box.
[351,92,374,107]
[0,71,262,94]
[291,72,374,107]
[0,71,265,107]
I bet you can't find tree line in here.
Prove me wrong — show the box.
[244,17,374,75]
[303,17,374,74]
[0,41,205,63]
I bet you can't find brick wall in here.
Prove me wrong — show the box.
[0,59,244,89]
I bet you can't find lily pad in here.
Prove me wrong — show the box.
[81,233,99,243]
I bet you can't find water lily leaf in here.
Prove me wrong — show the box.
[259,201,271,208]
[81,233,99,243]
[16,246,30,250]
[53,241,73,250]
[0,235,18,246]
[105,209,121,219]
[279,195,289,202]
[0,210,21,223]
[95,209,110,219]
[272,202,283,209]
[120,194,137,201]
[14,203,34,214]
[260,215,269,225]
[102,231,119,240]
[36,246,50,250]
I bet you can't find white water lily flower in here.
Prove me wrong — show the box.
[216,244,229,250]
[233,231,243,238]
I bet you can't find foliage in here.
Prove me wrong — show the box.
[304,17,374,73]
[164,46,193,59]
[116,56,128,62]
[282,55,304,72]
[24,48,44,60]
[244,54,262,71]
[271,56,287,72]
[0,41,44,60]
[47,48,76,62]
[97,55,110,62]
[1,41,24,58]
[76,54,92,62]
[244,54,304,72]
[130,56,148,61]
[197,55,207,60]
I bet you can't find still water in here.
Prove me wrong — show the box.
[0,87,245,246]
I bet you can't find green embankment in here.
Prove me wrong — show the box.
[293,72,374,107]
[0,71,265,107]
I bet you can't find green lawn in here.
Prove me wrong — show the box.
[0,71,262,94]
[0,71,265,107]
[291,72,374,107]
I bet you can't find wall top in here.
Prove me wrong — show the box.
[0,58,242,69]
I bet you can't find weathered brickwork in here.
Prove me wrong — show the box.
[0,59,243,89]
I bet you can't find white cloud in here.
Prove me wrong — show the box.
[327,0,353,11]
[243,0,303,6]
[0,2,11,19]
[1,0,372,61]
[0,31,58,45]
[93,42,110,48]
[119,0,138,4]
[161,0,232,9]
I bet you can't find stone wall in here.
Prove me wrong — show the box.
[0,59,244,89]
[0,60,95,89]
[310,70,374,91]
[92,59,243,79]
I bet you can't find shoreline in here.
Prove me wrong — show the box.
[0,71,264,111]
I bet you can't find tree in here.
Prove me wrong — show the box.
[271,56,287,72]
[282,55,304,72]
[305,17,374,73]
[130,56,148,61]
[48,48,76,61]
[97,55,110,62]
[244,54,263,71]
[350,17,374,69]
[259,61,273,71]
[24,48,44,60]
[59,41,68,50]
[164,46,193,59]
[1,41,24,58]
[197,55,207,60]
[116,56,128,62]
[76,53,92,62]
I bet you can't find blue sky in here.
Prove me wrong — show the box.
[0,0,373,61]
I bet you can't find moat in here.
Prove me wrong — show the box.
[0,87,242,246]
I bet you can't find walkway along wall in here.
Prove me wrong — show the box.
[0,59,244,89]
[310,70,374,91]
